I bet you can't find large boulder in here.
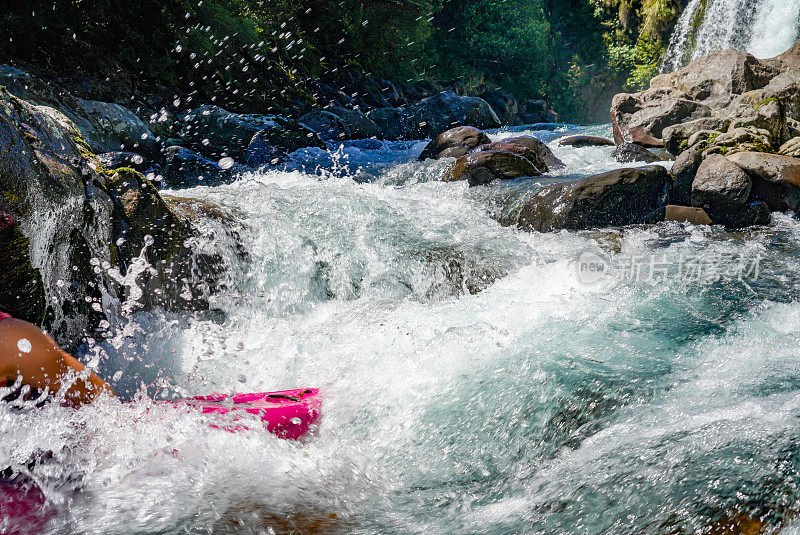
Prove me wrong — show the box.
[726,151,800,211]
[662,117,731,155]
[368,107,410,140]
[611,89,711,147]
[184,105,323,159]
[691,155,752,210]
[443,150,542,186]
[299,107,382,141]
[517,166,670,232]
[479,90,518,125]
[0,90,222,347]
[503,136,565,169]
[405,91,501,139]
[418,126,491,161]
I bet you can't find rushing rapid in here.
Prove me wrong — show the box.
[5,125,800,534]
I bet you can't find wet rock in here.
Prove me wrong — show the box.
[517,166,670,232]
[691,155,752,212]
[368,107,409,140]
[444,150,542,186]
[300,107,381,141]
[163,146,244,189]
[640,205,713,225]
[245,132,291,168]
[0,90,222,346]
[418,126,491,161]
[557,135,616,148]
[413,246,505,297]
[726,151,800,211]
[184,105,322,159]
[97,152,157,175]
[670,147,703,205]
[405,91,501,139]
[472,142,547,173]
[72,98,162,159]
[503,135,565,169]
[479,90,518,125]
[611,90,712,147]
[612,142,659,163]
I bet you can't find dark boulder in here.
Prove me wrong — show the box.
[612,142,659,163]
[479,90,519,125]
[368,107,410,140]
[517,166,671,232]
[558,135,616,148]
[444,150,542,186]
[418,126,491,161]
[299,107,382,141]
[503,136,565,170]
[245,132,292,168]
[184,105,322,159]
[163,146,244,189]
[405,91,501,139]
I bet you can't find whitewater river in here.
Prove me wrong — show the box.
[6,125,800,534]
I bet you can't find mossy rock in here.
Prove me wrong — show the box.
[0,220,46,325]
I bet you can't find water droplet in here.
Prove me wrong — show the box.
[144,235,154,246]
[17,338,31,354]
[290,417,302,425]
[218,157,234,169]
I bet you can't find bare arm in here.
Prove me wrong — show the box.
[0,318,114,407]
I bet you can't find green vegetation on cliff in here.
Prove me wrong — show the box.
[0,0,686,123]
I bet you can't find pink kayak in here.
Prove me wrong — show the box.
[0,478,54,535]
[166,388,322,440]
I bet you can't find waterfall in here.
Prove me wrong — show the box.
[662,0,800,72]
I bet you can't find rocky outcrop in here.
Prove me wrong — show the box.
[0,90,225,347]
[418,126,491,160]
[611,42,800,151]
[405,91,501,139]
[443,150,542,186]
[517,166,670,232]
[691,155,752,216]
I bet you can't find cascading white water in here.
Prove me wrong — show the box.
[663,0,800,72]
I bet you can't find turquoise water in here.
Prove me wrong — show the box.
[4,126,800,534]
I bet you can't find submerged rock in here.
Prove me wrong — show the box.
[517,166,670,232]
[418,126,491,161]
[444,150,542,186]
